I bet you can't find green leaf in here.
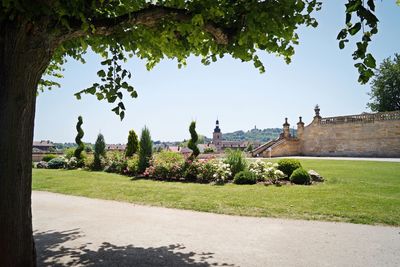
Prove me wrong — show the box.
[97,70,106,77]
[364,54,376,68]
[349,22,361,35]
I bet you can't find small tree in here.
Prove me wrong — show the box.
[93,133,106,171]
[74,116,85,160]
[125,130,139,157]
[138,127,153,173]
[367,54,400,112]
[188,121,200,159]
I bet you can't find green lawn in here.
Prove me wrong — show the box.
[32,159,400,226]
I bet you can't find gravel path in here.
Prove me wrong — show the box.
[33,191,400,267]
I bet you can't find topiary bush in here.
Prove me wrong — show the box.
[277,159,302,177]
[233,170,257,185]
[42,154,57,162]
[290,168,311,185]
[74,116,85,161]
[188,121,200,160]
[47,157,66,169]
[224,149,247,179]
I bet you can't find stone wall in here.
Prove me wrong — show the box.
[300,111,400,157]
[260,139,300,157]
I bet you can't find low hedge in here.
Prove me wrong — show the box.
[277,159,302,177]
[234,170,257,185]
[290,168,311,185]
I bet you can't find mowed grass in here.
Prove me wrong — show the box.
[32,159,400,226]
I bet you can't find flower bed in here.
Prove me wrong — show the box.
[34,150,323,186]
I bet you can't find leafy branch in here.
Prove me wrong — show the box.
[74,46,136,120]
[338,0,379,84]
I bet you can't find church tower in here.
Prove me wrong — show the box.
[213,119,222,150]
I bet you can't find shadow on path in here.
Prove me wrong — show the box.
[34,229,236,267]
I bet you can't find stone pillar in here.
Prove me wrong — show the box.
[283,118,290,139]
[297,116,305,139]
[313,105,322,123]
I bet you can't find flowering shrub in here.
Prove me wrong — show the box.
[65,157,78,169]
[144,151,185,180]
[212,161,232,185]
[248,160,268,181]
[126,155,139,176]
[248,160,286,182]
[104,151,128,174]
[183,159,203,181]
[196,160,218,183]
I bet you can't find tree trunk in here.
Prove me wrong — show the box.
[0,21,53,266]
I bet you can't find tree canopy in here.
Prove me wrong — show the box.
[367,54,400,112]
[2,0,323,120]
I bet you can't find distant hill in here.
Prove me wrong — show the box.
[218,128,296,143]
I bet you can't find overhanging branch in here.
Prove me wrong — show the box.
[60,5,230,45]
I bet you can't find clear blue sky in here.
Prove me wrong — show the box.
[34,1,400,144]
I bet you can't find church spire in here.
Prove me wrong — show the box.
[214,118,221,133]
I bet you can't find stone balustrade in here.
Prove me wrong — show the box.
[320,110,400,125]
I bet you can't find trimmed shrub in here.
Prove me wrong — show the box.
[74,116,85,161]
[47,157,66,169]
[138,127,153,173]
[234,170,257,185]
[188,121,200,159]
[93,133,106,171]
[224,149,247,179]
[290,168,311,185]
[42,154,57,162]
[277,159,302,177]
[125,129,139,157]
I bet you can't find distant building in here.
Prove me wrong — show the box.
[32,140,55,152]
[212,120,259,152]
[106,144,126,151]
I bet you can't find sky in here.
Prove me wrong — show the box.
[34,1,400,144]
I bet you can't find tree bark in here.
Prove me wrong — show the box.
[0,20,53,266]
